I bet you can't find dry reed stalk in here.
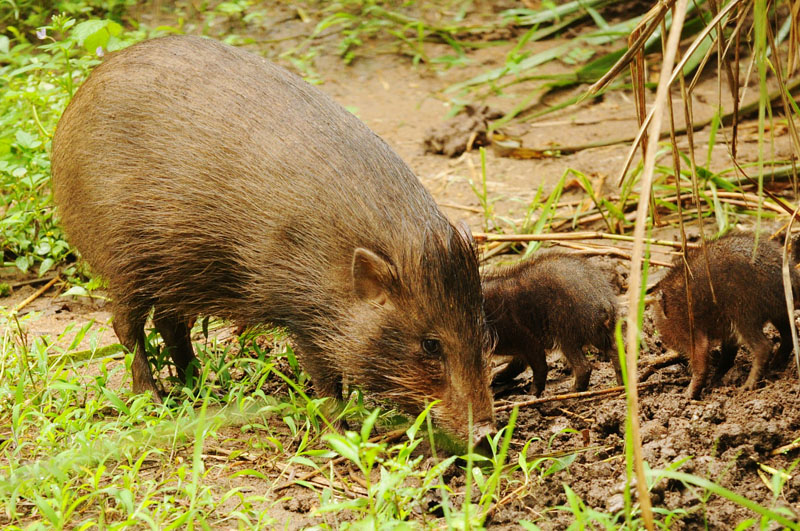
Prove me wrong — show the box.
[657,192,787,214]
[615,0,743,186]
[623,1,691,526]
[781,205,800,377]
[550,240,675,267]
[473,231,692,249]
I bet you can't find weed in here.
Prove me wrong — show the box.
[1,12,143,275]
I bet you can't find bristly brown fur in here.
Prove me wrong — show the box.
[654,230,800,399]
[51,35,494,442]
[482,250,623,396]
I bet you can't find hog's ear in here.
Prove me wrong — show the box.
[455,221,475,247]
[352,248,394,306]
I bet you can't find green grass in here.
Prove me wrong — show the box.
[0,312,534,528]
[1,307,796,528]
[0,11,146,277]
[2,0,800,528]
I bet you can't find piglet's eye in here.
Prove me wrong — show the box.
[422,338,442,357]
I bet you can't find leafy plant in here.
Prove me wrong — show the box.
[0,13,143,275]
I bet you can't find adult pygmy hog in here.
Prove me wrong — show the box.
[483,251,623,396]
[654,231,800,399]
[51,35,495,444]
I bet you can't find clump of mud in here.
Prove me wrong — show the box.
[423,104,503,157]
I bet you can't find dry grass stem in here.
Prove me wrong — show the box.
[781,205,800,376]
[616,0,745,187]
[770,439,800,456]
[551,240,675,267]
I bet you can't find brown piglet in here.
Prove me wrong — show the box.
[483,251,623,395]
[51,35,495,445]
[654,231,800,399]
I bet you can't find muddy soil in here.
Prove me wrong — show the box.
[3,1,800,527]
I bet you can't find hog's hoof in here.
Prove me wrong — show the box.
[132,379,163,404]
[684,383,702,400]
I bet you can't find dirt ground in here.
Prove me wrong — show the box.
[3,2,800,527]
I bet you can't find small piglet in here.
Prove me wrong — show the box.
[483,251,623,395]
[654,231,800,399]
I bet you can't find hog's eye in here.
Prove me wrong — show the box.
[422,338,442,357]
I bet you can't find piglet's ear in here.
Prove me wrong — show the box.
[455,220,475,247]
[352,248,394,306]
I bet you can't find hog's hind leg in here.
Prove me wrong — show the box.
[153,311,198,387]
[771,317,796,371]
[713,337,738,381]
[113,303,162,403]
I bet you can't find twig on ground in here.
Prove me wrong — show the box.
[438,201,483,213]
[8,274,59,289]
[307,475,368,497]
[203,446,257,461]
[14,276,59,313]
[484,482,530,520]
[494,379,687,412]
[349,469,369,489]
[331,459,358,498]
[557,407,593,423]
[639,352,685,381]
[481,241,513,261]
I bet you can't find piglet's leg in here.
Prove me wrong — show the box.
[492,357,527,385]
[742,330,772,392]
[771,318,795,371]
[525,344,549,397]
[686,330,710,399]
[714,338,738,381]
[604,332,624,386]
[561,340,593,392]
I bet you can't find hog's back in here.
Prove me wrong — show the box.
[51,36,444,322]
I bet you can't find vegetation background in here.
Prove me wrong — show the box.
[0,0,799,528]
